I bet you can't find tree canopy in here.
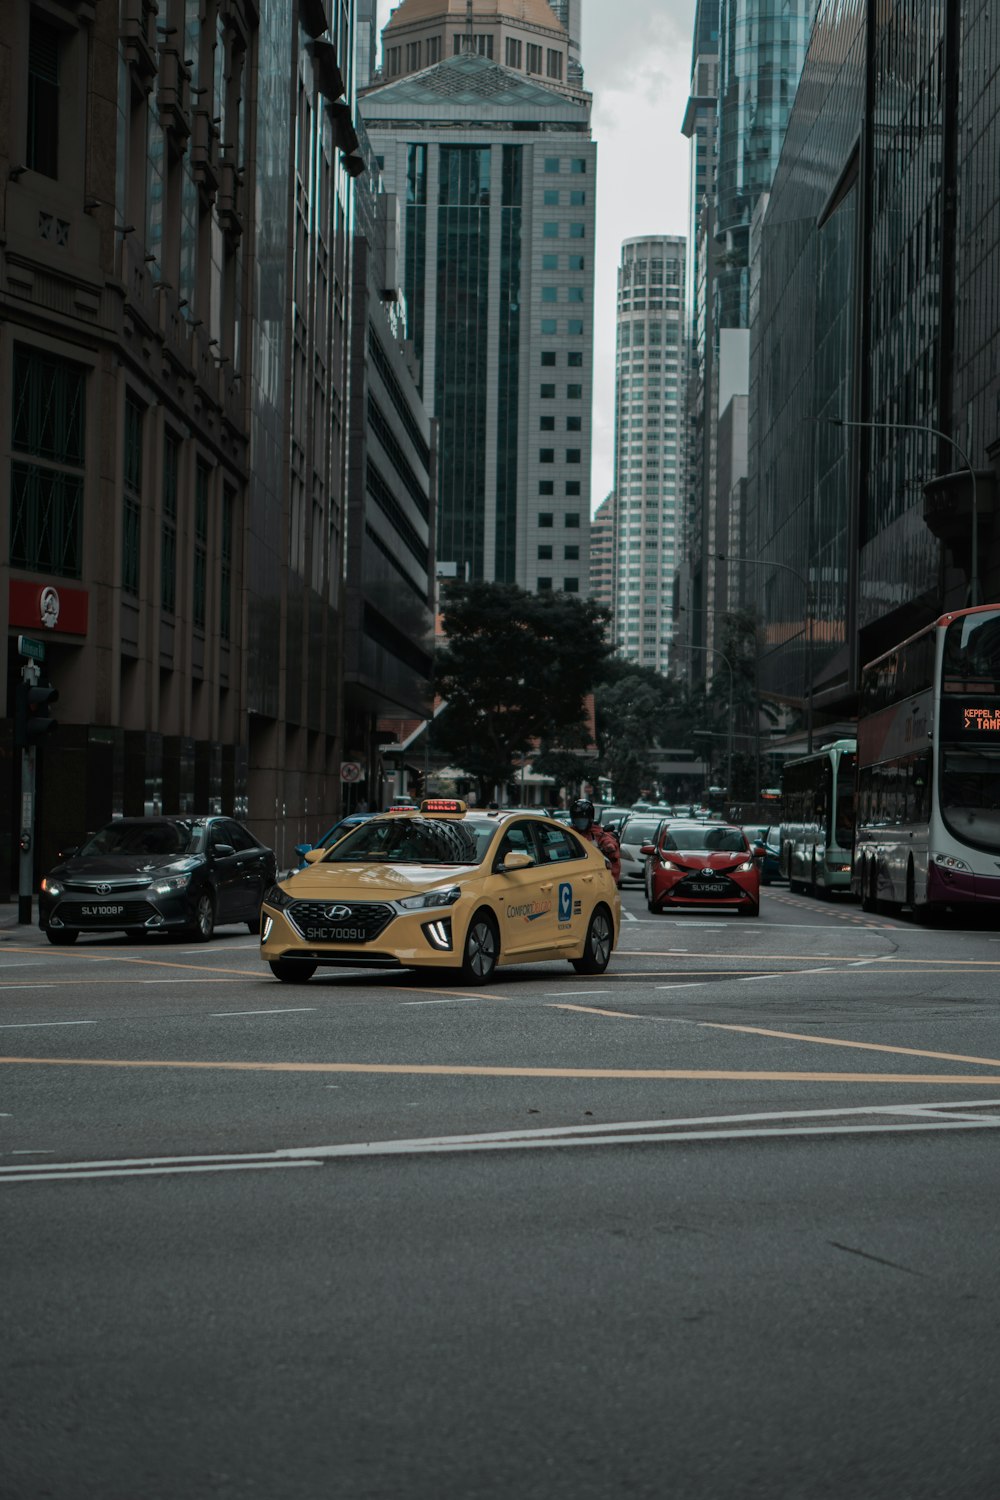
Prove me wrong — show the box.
[431,582,611,801]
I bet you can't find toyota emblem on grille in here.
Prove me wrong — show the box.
[96,883,112,895]
[701,868,714,877]
[326,904,352,920]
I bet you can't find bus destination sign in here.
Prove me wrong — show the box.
[940,698,1000,739]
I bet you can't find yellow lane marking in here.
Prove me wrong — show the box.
[623,950,1000,966]
[701,1022,1000,1071]
[549,1003,644,1019]
[2,1056,1000,1084]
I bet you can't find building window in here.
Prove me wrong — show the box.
[546,50,563,80]
[539,480,554,495]
[526,43,542,73]
[538,577,552,591]
[428,35,442,63]
[540,383,555,398]
[220,487,234,641]
[563,577,579,592]
[542,285,557,302]
[539,512,554,528]
[566,415,582,432]
[474,34,493,57]
[122,394,143,596]
[542,253,558,269]
[565,480,581,496]
[567,383,582,399]
[9,345,85,578]
[543,189,559,206]
[566,286,584,302]
[565,512,580,527]
[27,16,60,179]
[569,190,585,206]
[571,159,587,174]
[544,157,560,173]
[540,448,555,463]
[567,255,584,270]
[387,46,401,75]
[541,318,557,334]
[543,221,558,238]
[564,545,579,560]
[541,350,556,366]
[567,319,584,335]
[566,448,581,463]
[505,37,522,68]
[569,223,585,239]
[540,415,555,431]
[193,459,209,631]
[538,545,553,560]
[406,41,421,70]
[568,351,583,367]
[162,429,178,614]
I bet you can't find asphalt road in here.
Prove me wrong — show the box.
[2,883,999,1498]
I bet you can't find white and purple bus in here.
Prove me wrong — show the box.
[852,604,1000,916]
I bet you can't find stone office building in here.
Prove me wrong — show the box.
[0,0,406,892]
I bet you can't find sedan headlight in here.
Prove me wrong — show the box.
[263,884,296,910]
[398,886,462,911]
[736,860,754,872]
[41,878,63,897]
[150,872,193,895]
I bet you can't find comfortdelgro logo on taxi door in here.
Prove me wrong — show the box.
[558,883,581,927]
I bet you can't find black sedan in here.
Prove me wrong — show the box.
[39,816,277,944]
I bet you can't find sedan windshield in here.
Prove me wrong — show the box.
[661,827,748,853]
[323,817,488,866]
[80,821,203,856]
[621,819,663,845]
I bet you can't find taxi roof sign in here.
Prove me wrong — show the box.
[420,798,468,815]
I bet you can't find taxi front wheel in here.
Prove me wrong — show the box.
[572,905,613,974]
[460,911,499,984]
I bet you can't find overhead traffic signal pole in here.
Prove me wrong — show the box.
[15,654,58,924]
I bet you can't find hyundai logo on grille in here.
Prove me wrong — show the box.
[326,904,352,920]
[96,883,112,895]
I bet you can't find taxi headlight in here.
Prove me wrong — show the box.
[263,884,296,910]
[151,872,193,895]
[398,886,462,911]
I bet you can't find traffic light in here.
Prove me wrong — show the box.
[15,678,58,747]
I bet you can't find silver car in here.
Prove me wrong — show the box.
[617,813,667,883]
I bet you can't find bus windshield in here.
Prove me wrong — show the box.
[940,747,1000,851]
[943,613,1000,691]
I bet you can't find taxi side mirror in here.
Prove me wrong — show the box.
[497,851,534,872]
[304,847,326,864]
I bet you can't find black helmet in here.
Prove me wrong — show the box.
[569,798,594,831]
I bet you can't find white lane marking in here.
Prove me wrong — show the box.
[10,1149,54,1155]
[620,909,638,922]
[208,1007,316,1017]
[655,982,708,990]
[0,986,61,992]
[0,1019,98,1028]
[399,996,478,1007]
[5,1100,1000,1183]
[544,989,612,996]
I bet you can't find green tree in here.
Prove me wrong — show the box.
[594,663,694,803]
[431,582,611,804]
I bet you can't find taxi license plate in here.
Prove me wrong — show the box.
[686,882,729,896]
[304,926,366,943]
[81,904,125,916]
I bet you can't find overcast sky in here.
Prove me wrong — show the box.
[373,0,696,511]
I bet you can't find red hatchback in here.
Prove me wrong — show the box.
[642,821,761,918]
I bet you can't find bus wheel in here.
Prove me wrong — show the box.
[860,859,878,913]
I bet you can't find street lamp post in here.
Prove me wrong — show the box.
[675,643,735,796]
[830,417,981,605]
[717,553,814,753]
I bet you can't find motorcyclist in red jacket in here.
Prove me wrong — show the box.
[569,797,621,886]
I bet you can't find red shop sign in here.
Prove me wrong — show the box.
[8,579,89,636]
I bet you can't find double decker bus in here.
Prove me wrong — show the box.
[778,739,857,897]
[852,605,1000,916]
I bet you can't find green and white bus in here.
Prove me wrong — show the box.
[778,739,857,897]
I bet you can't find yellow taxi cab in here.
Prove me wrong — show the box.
[260,799,620,984]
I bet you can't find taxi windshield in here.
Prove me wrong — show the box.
[322,816,487,866]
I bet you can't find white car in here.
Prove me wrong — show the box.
[617,813,667,883]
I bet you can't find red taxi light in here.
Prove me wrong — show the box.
[420,798,468,815]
